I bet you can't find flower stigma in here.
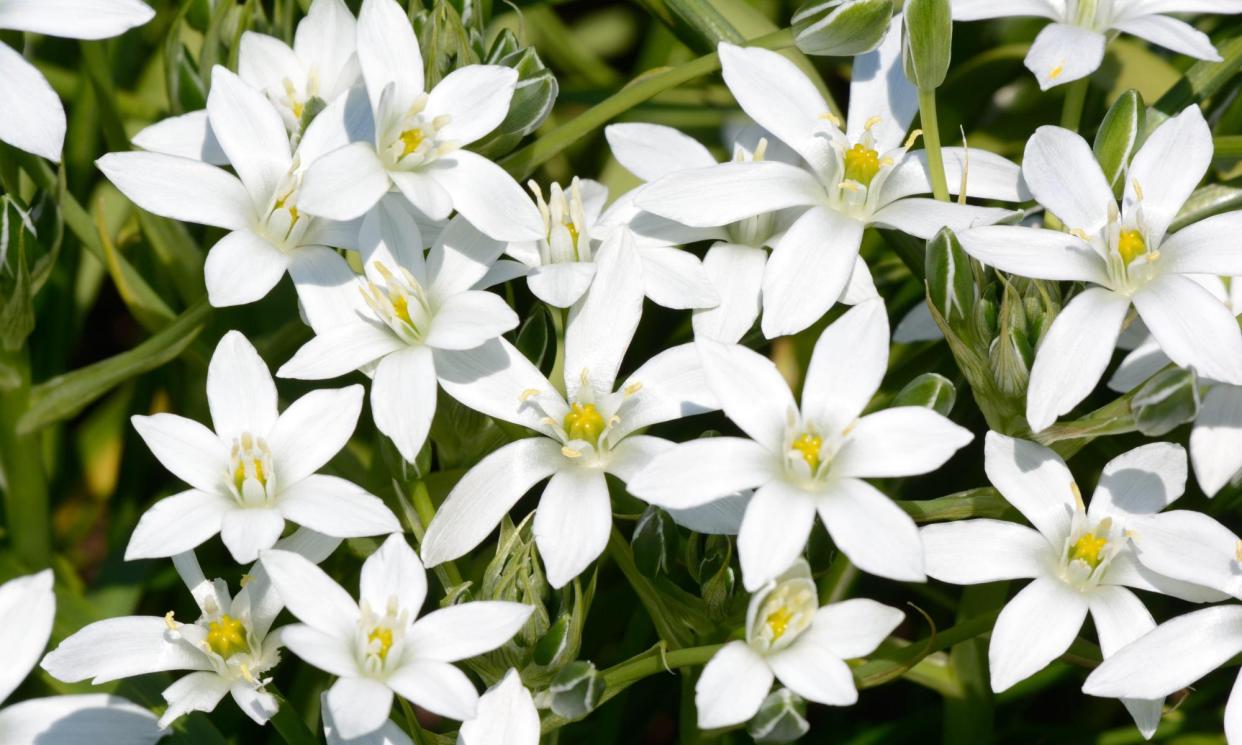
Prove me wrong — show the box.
[206,614,249,659]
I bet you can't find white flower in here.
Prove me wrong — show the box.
[607,122,867,342]
[498,175,718,310]
[1109,276,1242,497]
[957,105,1242,433]
[278,199,519,463]
[420,230,727,588]
[0,570,164,745]
[132,0,360,162]
[694,560,903,729]
[42,530,339,730]
[99,67,368,307]
[457,669,540,745]
[126,330,399,563]
[260,534,534,739]
[953,0,1242,90]
[922,432,1227,735]
[295,0,544,244]
[0,0,152,161]
[629,299,974,590]
[634,17,1023,338]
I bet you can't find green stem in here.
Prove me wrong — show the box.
[854,609,1002,689]
[917,88,950,201]
[0,345,50,568]
[408,479,465,588]
[606,528,688,648]
[500,28,794,180]
[398,697,431,745]
[549,305,567,397]
[269,686,320,745]
[1059,78,1090,132]
[1215,135,1242,160]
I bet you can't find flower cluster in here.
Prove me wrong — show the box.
[7,0,1242,743]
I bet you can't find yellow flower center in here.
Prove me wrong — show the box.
[843,143,881,187]
[368,626,394,661]
[400,128,425,158]
[564,403,606,443]
[790,433,823,472]
[1070,532,1108,568]
[232,455,267,493]
[1117,229,1146,265]
[206,615,248,659]
[766,606,794,641]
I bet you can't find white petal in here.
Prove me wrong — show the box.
[1026,287,1130,432]
[610,343,718,440]
[356,0,423,115]
[718,43,834,164]
[818,478,925,582]
[288,247,371,332]
[282,624,360,677]
[279,324,405,380]
[627,437,777,510]
[805,598,905,659]
[846,16,917,151]
[1126,509,1242,600]
[431,150,545,242]
[426,65,517,146]
[278,474,400,538]
[883,147,1030,204]
[800,299,888,430]
[426,292,518,350]
[434,338,559,432]
[1192,384,1242,497]
[0,43,64,160]
[1103,548,1229,603]
[564,231,644,397]
[1114,14,1221,61]
[1089,442,1186,519]
[204,229,291,307]
[667,493,750,536]
[951,0,1060,20]
[97,152,254,230]
[270,385,365,485]
[131,413,229,493]
[427,215,508,297]
[125,489,233,560]
[526,263,596,308]
[359,533,427,616]
[207,330,278,441]
[839,255,879,304]
[605,122,716,181]
[922,519,1054,584]
[697,339,797,451]
[767,641,857,706]
[259,548,360,639]
[221,508,285,563]
[989,576,1088,692]
[1083,605,1242,699]
[299,142,392,221]
[390,170,453,222]
[956,226,1109,283]
[1161,212,1242,277]
[41,616,210,684]
[385,660,477,722]
[638,245,719,310]
[370,346,437,463]
[0,571,54,702]
[1021,125,1114,231]
[1124,105,1213,244]
[534,468,612,588]
[893,302,943,343]
[293,0,358,94]
[737,480,817,591]
[159,671,231,728]
[760,207,864,339]
[1133,274,1242,386]
[694,641,773,729]
[0,0,153,38]
[0,694,163,745]
[237,32,304,99]
[458,669,539,745]
[1107,334,1168,393]
[231,682,279,726]
[207,67,292,206]
[298,86,375,165]
[324,697,412,745]
[407,602,533,662]
[421,438,563,565]
[635,161,826,229]
[871,199,1016,240]
[692,242,766,343]
[326,676,395,740]
[1087,586,1164,737]
[984,432,1076,541]
[1024,23,1107,91]
[834,406,973,478]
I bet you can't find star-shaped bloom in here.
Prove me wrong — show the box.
[630,299,974,590]
[261,534,534,739]
[126,330,399,564]
[957,105,1242,432]
[0,570,164,745]
[421,230,728,588]
[695,560,903,729]
[99,67,368,307]
[295,0,544,244]
[133,0,360,162]
[635,17,1023,338]
[43,530,340,730]
[0,0,153,161]
[953,0,1242,90]
[278,198,519,463]
[606,122,874,342]
[922,432,1227,735]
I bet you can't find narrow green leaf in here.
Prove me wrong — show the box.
[1155,31,1242,116]
[897,488,1010,523]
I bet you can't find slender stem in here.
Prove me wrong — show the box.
[408,479,465,588]
[1215,135,1242,160]
[268,686,320,745]
[1059,78,1090,132]
[0,345,50,568]
[918,88,951,201]
[398,697,431,745]
[549,305,567,397]
[606,528,688,648]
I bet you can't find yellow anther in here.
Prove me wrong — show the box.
[1071,482,1084,511]
[903,129,924,150]
[1133,179,1145,202]
[624,382,643,396]
[164,611,179,630]
[239,574,253,588]
[239,664,256,684]
[1049,65,1065,80]
[1235,540,1242,563]
[1118,229,1147,266]
[1069,533,1108,568]
[790,433,823,472]
[520,388,541,401]
[1070,228,1090,241]
[561,446,582,459]
[368,626,394,661]
[864,116,883,131]
[838,181,861,193]
[233,458,267,493]
[817,111,842,127]
[206,615,248,659]
[564,402,606,443]
[399,128,425,158]
[766,606,794,641]
[843,143,881,187]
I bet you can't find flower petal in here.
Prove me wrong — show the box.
[279,324,405,380]
[356,0,423,114]
[458,669,539,745]
[846,15,917,151]
[278,474,400,538]
[41,616,210,684]
[638,245,719,310]
[1114,14,1220,62]
[1126,509,1242,600]
[1087,586,1164,737]
[203,229,291,307]
[694,641,773,729]
[0,571,54,702]
[0,0,153,38]
[270,385,365,486]
[0,43,64,161]
[1133,273,1242,386]
[834,406,973,478]
[221,508,285,563]
[407,602,533,662]
[984,432,1076,541]
[922,519,1054,584]
[1124,105,1213,244]
[0,694,163,745]
[692,242,766,343]
[951,0,1060,20]
[425,292,518,351]
[426,65,517,146]
[1161,212,1242,277]
[360,533,427,617]
[385,660,477,722]
[299,142,392,221]
[767,640,857,706]
[159,671,232,728]
[131,413,229,493]
[207,330,278,441]
[1024,23,1107,91]
[870,199,1016,240]
[97,152,254,230]
[434,338,559,433]
[805,598,905,659]
[564,231,645,397]
[282,624,360,678]
[760,207,864,339]
[818,478,925,582]
[1192,384,1242,497]
[605,122,717,182]
[636,161,825,229]
[1021,124,1114,231]
[326,676,395,740]
[1090,442,1186,520]
[370,346,437,463]
[956,226,1108,283]
[989,576,1088,692]
[534,468,612,588]
[526,263,596,308]
[627,437,777,510]
[206,66,292,206]
[800,299,888,431]
[610,343,718,441]
[697,339,797,451]
[260,548,360,639]
[737,480,817,591]
[125,489,233,560]
[431,150,545,242]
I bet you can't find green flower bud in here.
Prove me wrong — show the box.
[549,661,605,719]
[925,228,976,333]
[792,0,894,57]
[1133,367,1201,437]
[632,506,678,577]
[1094,90,1146,198]
[893,373,957,416]
[902,0,952,91]
[748,689,811,743]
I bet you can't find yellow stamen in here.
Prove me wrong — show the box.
[790,433,823,472]
[206,615,248,659]
[1118,229,1146,265]
[164,611,179,630]
[817,111,842,127]
[624,382,643,396]
[399,128,425,158]
[1235,540,1242,563]
[368,626,394,661]
[1070,533,1108,569]
[1049,64,1065,80]
[843,143,881,187]
[564,402,606,443]
[766,606,794,641]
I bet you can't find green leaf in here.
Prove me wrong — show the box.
[19,298,211,433]
[549,660,606,719]
[0,209,34,351]
[632,505,678,577]
[749,689,811,743]
[1093,89,1145,197]
[1171,183,1242,232]
[897,488,1011,523]
[902,0,951,90]
[792,0,894,57]
[892,372,956,416]
[473,44,560,159]
[1132,367,1200,437]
